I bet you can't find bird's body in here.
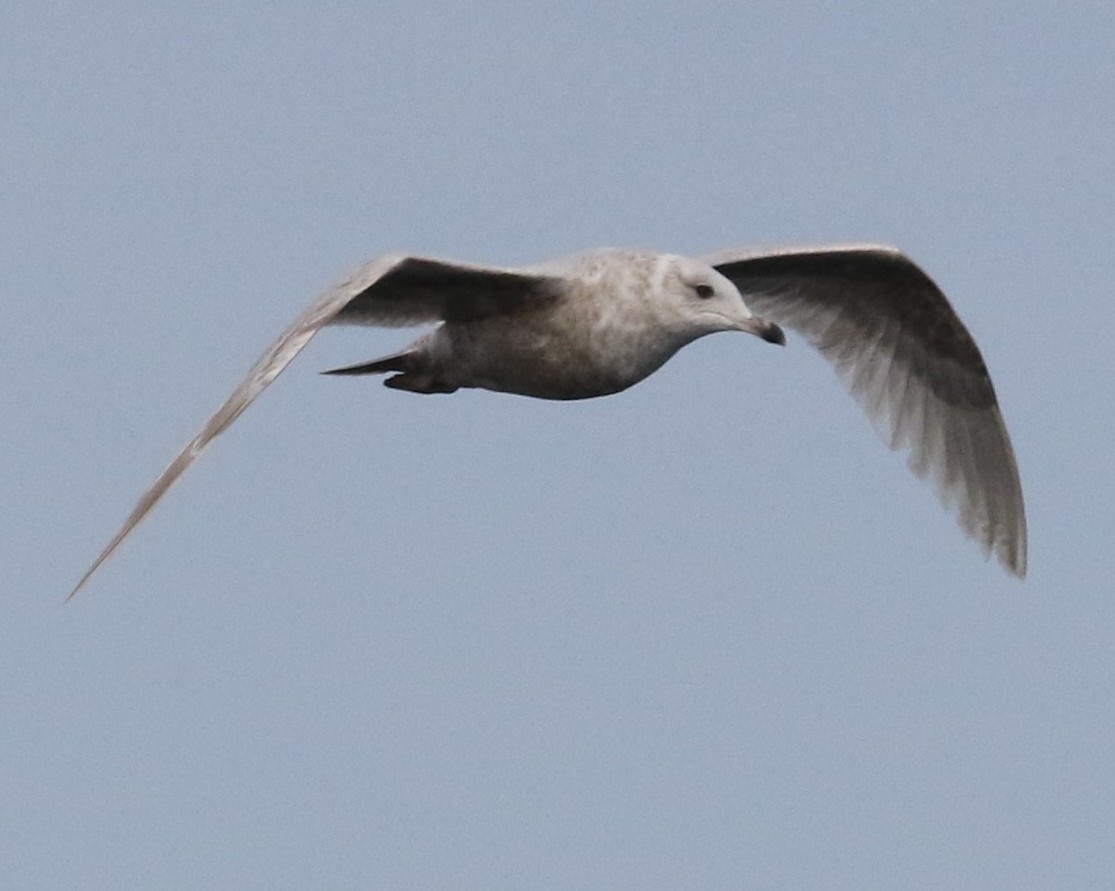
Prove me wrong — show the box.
[424,259,663,398]
[69,243,1027,599]
[332,250,782,399]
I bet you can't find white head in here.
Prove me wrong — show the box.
[656,254,785,345]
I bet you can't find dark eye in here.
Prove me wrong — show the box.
[695,283,715,299]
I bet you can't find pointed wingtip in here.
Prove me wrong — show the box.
[1002,545,1028,580]
[65,574,92,604]
[65,551,112,603]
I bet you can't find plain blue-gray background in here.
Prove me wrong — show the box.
[3,2,1113,888]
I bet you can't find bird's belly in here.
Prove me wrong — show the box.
[440,317,675,401]
[460,341,631,400]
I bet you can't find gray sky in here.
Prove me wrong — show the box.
[4,2,1113,888]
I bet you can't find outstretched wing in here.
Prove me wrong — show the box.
[707,244,1027,577]
[69,255,562,599]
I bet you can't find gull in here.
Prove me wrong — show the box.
[69,245,1027,598]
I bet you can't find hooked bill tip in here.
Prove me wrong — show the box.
[762,322,786,346]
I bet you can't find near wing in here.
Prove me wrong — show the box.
[707,244,1027,577]
[69,255,562,599]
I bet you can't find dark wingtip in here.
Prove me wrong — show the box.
[321,351,412,377]
[762,322,786,346]
[321,360,394,376]
[321,363,373,376]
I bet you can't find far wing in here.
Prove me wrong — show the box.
[332,256,562,326]
[69,255,562,599]
[707,244,1027,577]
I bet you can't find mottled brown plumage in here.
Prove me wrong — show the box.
[69,245,1026,599]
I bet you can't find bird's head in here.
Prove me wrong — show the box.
[661,256,785,345]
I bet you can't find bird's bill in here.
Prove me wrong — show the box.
[738,316,786,345]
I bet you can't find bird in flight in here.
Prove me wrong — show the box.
[69,245,1026,598]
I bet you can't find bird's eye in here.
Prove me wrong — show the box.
[695,283,715,299]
